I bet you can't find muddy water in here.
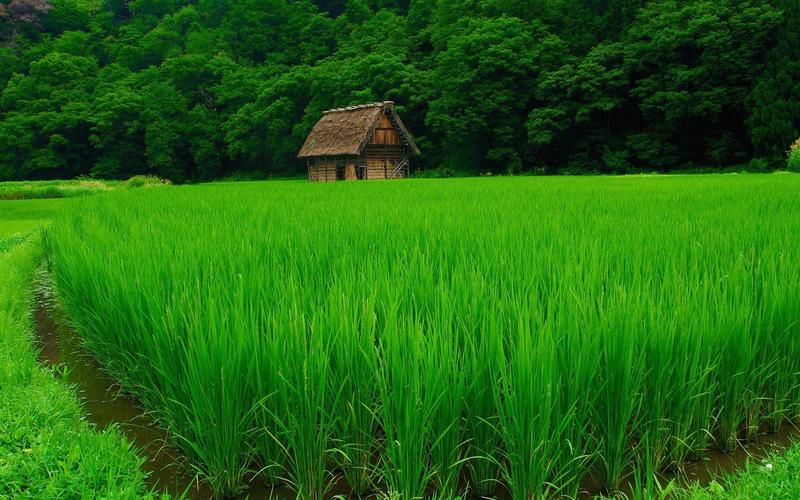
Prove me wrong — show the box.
[679,423,799,486]
[33,281,214,499]
[31,276,798,499]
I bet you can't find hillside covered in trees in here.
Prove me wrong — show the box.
[1,0,798,181]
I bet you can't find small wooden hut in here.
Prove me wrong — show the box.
[297,101,420,182]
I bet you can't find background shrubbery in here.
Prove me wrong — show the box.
[125,175,170,188]
[0,0,799,181]
[0,177,169,200]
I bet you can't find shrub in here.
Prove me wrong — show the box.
[788,140,800,172]
[602,148,632,174]
[748,157,771,172]
[0,180,113,200]
[125,175,170,188]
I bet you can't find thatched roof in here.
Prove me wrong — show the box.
[297,101,420,158]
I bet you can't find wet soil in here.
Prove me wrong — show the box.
[679,424,798,486]
[31,276,798,499]
[33,280,215,499]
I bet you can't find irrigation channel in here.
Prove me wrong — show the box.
[33,272,798,499]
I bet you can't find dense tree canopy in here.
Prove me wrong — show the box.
[0,0,798,180]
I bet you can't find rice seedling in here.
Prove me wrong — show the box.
[595,289,646,493]
[462,311,503,497]
[328,291,380,495]
[271,307,341,499]
[495,294,586,499]
[551,300,601,497]
[249,313,290,486]
[376,308,436,499]
[45,174,800,498]
[424,315,466,498]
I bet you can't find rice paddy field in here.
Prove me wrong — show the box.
[45,174,800,498]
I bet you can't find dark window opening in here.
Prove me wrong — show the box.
[336,159,345,181]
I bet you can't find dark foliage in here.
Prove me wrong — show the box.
[0,0,797,180]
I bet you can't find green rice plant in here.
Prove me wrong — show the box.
[710,288,755,453]
[271,308,340,500]
[665,307,716,467]
[151,266,259,497]
[48,198,258,497]
[630,435,677,500]
[462,312,503,497]
[757,248,800,433]
[640,312,682,474]
[249,318,290,486]
[639,276,717,474]
[376,307,436,499]
[424,315,466,498]
[247,275,295,486]
[328,290,380,495]
[595,288,646,494]
[677,279,720,462]
[772,321,800,430]
[740,249,782,442]
[494,297,577,499]
[542,284,601,497]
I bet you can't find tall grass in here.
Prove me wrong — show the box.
[47,175,800,497]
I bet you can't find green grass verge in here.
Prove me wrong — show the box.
[0,233,157,498]
[684,442,800,499]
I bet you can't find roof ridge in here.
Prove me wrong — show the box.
[323,101,394,115]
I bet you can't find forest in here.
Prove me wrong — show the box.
[0,0,798,181]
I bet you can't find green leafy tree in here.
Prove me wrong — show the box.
[622,0,781,168]
[89,65,147,178]
[528,42,628,172]
[1,51,97,178]
[746,0,800,163]
[225,68,313,172]
[427,16,567,173]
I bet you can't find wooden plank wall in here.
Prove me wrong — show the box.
[369,115,401,146]
[365,145,406,179]
[309,158,336,182]
[308,157,358,182]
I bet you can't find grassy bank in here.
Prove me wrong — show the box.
[687,441,800,498]
[48,174,800,498]
[0,221,155,496]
